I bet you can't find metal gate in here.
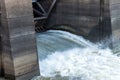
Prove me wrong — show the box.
[32,0,57,32]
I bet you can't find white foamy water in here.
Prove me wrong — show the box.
[40,48,120,80]
[35,30,120,80]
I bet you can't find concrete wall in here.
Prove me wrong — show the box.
[0,0,3,76]
[0,0,120,79]
[109,0,120,48]
[0,17,3,76]
[46,0,112,42]
[0,0,39,79]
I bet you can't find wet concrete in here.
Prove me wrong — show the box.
[43,0,112,42]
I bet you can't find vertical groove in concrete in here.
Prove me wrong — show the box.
[1,0,40,80]
[102,0,112,39]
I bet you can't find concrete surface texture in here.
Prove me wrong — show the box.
[0,0,120,80]
[46,0,112,42]
[0,0,39,80]
[109,0,120,48]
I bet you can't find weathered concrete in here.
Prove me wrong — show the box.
[0,0,3,76]
[0,0,120,79]
[1,0,39,80]
[0,19,3,77]
[47,0,100,41]
[109,0,120,48]
[46,0,112,42]
[0,20,2,76]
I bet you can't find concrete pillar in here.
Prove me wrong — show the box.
[109,0,120,50]
[1,0,39,80]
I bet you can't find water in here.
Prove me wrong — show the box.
[33,30,120,80]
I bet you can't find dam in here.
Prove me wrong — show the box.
[0,0,120,80]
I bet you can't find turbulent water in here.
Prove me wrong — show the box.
[33,30,120,80]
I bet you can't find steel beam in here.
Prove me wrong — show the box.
[33,0,57,20]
